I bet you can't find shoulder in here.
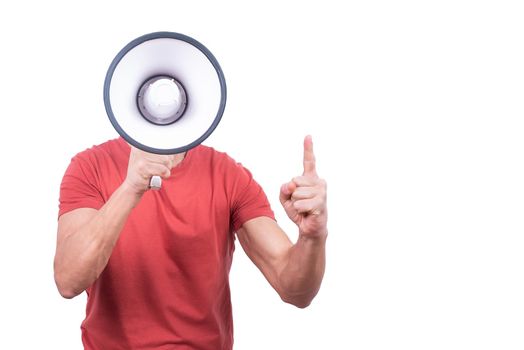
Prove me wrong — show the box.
[192,144,243,171]
[71,137,128,166]
[61,138,128,202]
[192,145,261,192]
[190,146,258,188]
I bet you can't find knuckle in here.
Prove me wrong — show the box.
[136,163,146,174]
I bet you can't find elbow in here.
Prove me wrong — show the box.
[290,299,312,309]
[55,280,79,299]
[280,293,314,309]
[276,280,321,309]
[54,272,82,299]
[57,286,79,300]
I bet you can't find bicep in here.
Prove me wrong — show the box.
[236,217,293,287]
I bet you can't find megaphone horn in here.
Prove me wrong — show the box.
[103,32,227,189]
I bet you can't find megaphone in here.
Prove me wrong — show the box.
[103,32,227,189]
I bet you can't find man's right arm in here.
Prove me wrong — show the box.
[54,183,141,298]
[54,146,180,299]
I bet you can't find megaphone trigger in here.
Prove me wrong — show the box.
[149,176,162,190]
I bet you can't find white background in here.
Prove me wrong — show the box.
[0,0,523,349]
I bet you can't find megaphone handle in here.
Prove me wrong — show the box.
[149,175,162,190]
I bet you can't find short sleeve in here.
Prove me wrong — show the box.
[58,154,105,218]
[229,162,275,232]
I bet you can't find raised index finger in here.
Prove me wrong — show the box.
[303,135,317,177]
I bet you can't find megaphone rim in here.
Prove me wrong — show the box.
[103,31,227,155]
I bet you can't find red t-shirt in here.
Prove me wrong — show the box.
[59,138,275,350]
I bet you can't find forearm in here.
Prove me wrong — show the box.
[278,232,327,308]
[54,183,141,298]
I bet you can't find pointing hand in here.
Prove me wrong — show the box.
[279,136,328,239]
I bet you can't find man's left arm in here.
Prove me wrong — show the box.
[236,135,327,308]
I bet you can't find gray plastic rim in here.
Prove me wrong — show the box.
[103,31,227,155]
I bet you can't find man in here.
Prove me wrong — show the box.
[54,135,327,349]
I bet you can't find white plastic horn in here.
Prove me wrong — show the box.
[103,32,227,189]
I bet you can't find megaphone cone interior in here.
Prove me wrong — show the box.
[137,75,187,125]
[104,32,227,154]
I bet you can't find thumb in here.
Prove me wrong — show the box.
[279,181,296,205]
